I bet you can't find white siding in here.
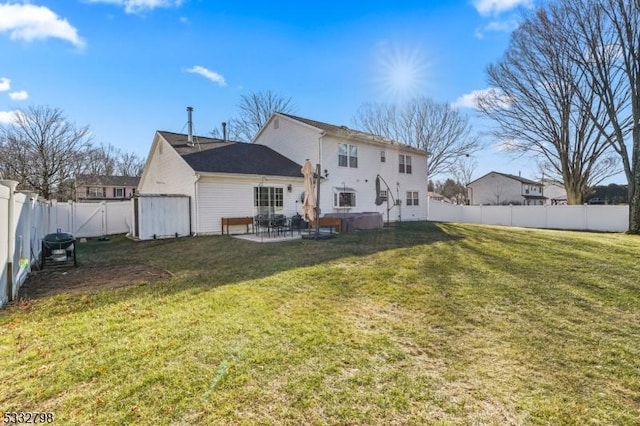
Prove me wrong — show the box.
[254,116,428,222]
[138,136,196,196]
[196,175,305,235]
[253,115,322,165]
[319,135,427,221]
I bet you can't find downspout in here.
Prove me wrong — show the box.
[193,173,201,236]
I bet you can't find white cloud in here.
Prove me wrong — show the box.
[0,110,18,125]
[0,77,10,91]
[86,0,184,14]
[475,18,520,38]
[454,87,513,110]
[186,66,227,87]
[472,0,534,16]
[9,90,28,101]
[0,3,85,47]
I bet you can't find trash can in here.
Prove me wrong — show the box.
[42,231,77,267]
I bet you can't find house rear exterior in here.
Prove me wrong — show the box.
[253,113,428,222]
[137,131,305,235]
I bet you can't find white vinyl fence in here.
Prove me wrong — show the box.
[1,179,132,308]
[428,199,629,232]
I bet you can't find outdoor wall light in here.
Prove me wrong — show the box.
[324,169,329,178]
[287,184,292,192]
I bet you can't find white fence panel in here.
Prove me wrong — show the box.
[586,205,628,232]
[134,195,191,240]
[0,184,10,307]
[511,206,546,228]
[1,187,133,307]
[428,199,629,232]
[105,202,132,235]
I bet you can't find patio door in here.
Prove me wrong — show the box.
[254,186,283,216]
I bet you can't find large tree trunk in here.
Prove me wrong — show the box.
[565,186,584,204]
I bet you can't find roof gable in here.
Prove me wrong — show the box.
[468,171,541,186]
[158,131,303,178]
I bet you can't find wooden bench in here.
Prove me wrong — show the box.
[310,217,342,234]
[221,217,254,235]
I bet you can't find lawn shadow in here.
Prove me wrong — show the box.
[15,221,461,308]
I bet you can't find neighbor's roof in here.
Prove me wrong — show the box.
[278,113,426,155]
[468,171,541,186]
[76,174,140,187]
[158,131,303,178]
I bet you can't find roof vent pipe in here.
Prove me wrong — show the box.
[187,106,194,146]
[222,122,227,142]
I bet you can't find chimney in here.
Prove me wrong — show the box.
[222,122,227,142]
[187,106,194,146]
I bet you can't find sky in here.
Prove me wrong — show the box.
[0,0,583,182]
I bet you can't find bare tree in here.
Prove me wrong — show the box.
[476,5,619,204]
[0,106,92,199]
[558,0,640,231]
[352,97,481,179]
[227,90,294,142]
[116,151,145,177]
[81,143,118,177]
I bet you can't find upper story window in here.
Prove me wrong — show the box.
[380,151,386,163]
[338,143,358,168]
[399,154,412,174]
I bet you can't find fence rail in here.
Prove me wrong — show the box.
[1,180,132,308]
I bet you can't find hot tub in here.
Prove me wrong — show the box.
[324,212,383,233]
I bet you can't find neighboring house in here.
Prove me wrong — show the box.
[76,175,139,201]
[253,113,428,222]
[137,131,305,235]
[428,192,453,203]
[467,171,546,205]
[542,180,568,205]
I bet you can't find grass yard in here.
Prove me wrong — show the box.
[1,222,639,425]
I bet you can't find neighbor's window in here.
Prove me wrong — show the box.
[87,187,105,198]
[114,187,125,198]
[338,143,358,168]
[378,190,388,202]
[334,191,356,208]
[399,154,412,174]
[406,191,419,206]
[254,186,284,215]
[380,151,386,163]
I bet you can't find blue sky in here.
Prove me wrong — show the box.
[0,0,553,181]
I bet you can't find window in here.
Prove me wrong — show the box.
[399,154,412,174]
[334,190,356,208]
[338,143,358,168]
[115,188,125,198]
[87,187,104,198]
[380,151,386,163]
[378,190,388,202]
[406,191,419,206]
[254,187,284,215]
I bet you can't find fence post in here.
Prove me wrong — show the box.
[0,180,19,303]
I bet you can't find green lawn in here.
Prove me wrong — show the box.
[1,222,639,425]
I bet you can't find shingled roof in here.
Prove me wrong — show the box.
[158,131,303,178]
[468,171,541,186]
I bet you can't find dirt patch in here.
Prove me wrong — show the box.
[18,264,172,300]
